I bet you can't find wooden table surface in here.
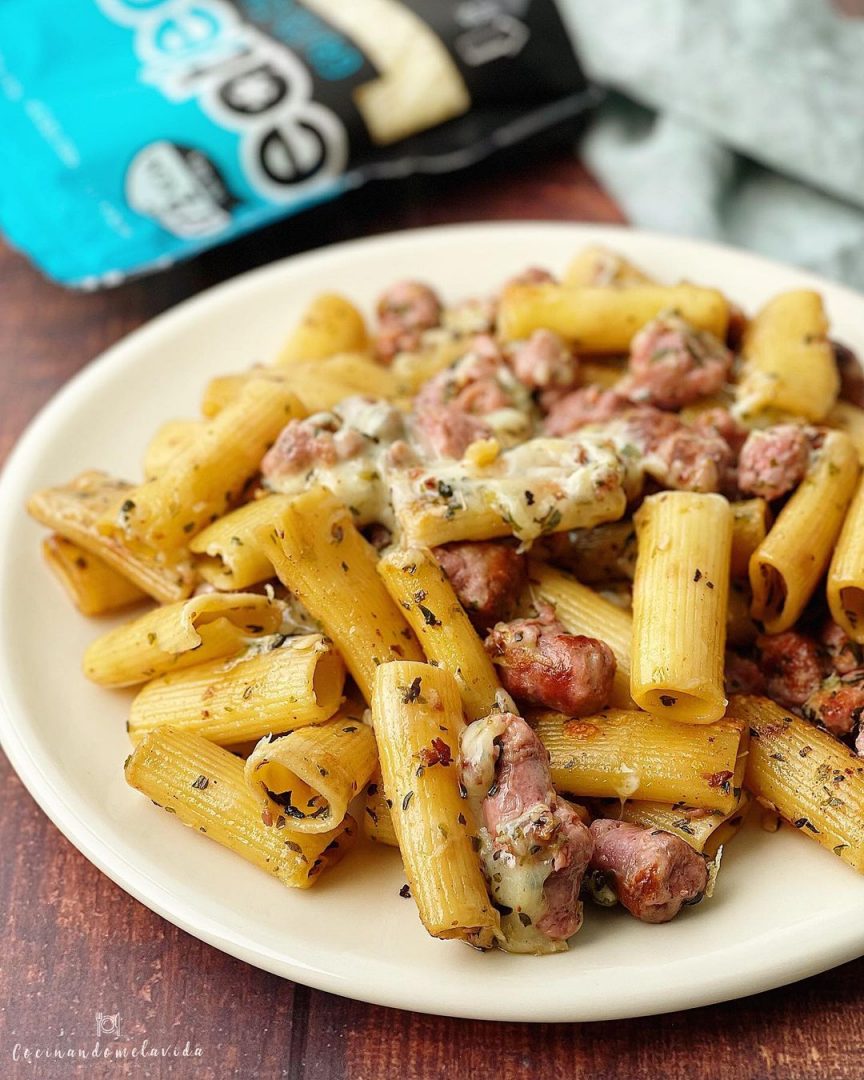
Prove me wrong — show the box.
[1,147,862,1080]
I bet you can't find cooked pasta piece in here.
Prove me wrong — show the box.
[632,491,733,723]
[42,534,147,616]
[27,471,195,603]
[245,703,377,833]
[125,727,354,888]
[275,293,369,366]
[378,546,501,721]
[361,768,399,847]
[528,562,633,708]
[128,634,345,745]
[590,789,752,856]
[828,475,864,642]
[143,419,201,480]
[749,430,859,633]
[734,694,864,874]
[393,435,630,546]
[190,495,292,590]
[256,488,423,702]
[497,283,729,350]
[827,401,864,465]
[735,290,839,423]
[533,709,748,814]
[83,592,285,687]
[726,583,758,648]
[101,380,305,555]
[372,661,499,947]
[730,499,770,581]
[563,246,655,288]
[202,353,404,418]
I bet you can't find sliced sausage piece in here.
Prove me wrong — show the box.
[724,652,766,697]
[803,682,864,737]
[833,341,864,408]
[543,386,632,436]
[588,819,708,923]
[432,541,526,631]
[375,280,442,362]
[509,329,579,396]
[737,425,810,502]
[414,335,523,416]
[465,713,593,944]
[624,313,732,409]
[647,428,733,494]
[484,602,616,716]
[261,412,363,480]
[412,407,492,460]
[820,618,864,677]
[689,406,749,458]
[756,631,825,709]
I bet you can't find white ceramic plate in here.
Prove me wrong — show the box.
[2,223,863,1022]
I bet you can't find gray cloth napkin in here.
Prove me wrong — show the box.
[559,0,864,287]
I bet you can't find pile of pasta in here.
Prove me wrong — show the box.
[27,245,864,955]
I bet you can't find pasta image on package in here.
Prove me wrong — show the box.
[0,1,592,286]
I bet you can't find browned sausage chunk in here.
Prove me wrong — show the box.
[821,618,864,677]
[375,280,442,362]
[803,682,864,737]
[509,329,579,396]
[432,541,526,631]
[412,408,492,460]
[737,425,810,502]
[588,819,708,923]
[756,631,825,708]
[724,652,766,697]
[484,603,616,716]
[475,714,593,942]
[543,386,632,436]
[261,412,365,481]
[623,313,732,409]
[648,428,734,494]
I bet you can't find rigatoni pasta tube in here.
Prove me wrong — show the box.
[246,705,377,833]
[734,694,864,874]
[563,246,655,288]
[392,436,628,547]
[828,401,864,465]
[190,495,292,590]
[828,474,864,642]
[362,769,398,847]
[102,380,305,554]
[274,293,369,366]
[497,283,729,350]
[749,430,859,633]
[83,592,285,688]
[736,290,839,423]
[533,709,748,814]
[378,546,501,721]
[372,661,499,947]
[27,471,195,603]
[730,499,770,581]
[256,488,423,702]
[128,635,345,745]
[42,535,147,617]
[202,354,402,418]
[528,562,633,708]
[125,727,354,888]
[632,492,732,723]
[143,419,201,480]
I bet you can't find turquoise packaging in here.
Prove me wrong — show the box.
[0,0,591,288]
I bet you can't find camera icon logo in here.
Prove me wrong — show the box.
[95,1012,121,1038]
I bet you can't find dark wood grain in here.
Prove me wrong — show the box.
[1,148,862,1080]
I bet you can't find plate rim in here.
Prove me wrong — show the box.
[2,220,864,1023]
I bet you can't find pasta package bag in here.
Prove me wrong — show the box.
[0,0,591,287]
